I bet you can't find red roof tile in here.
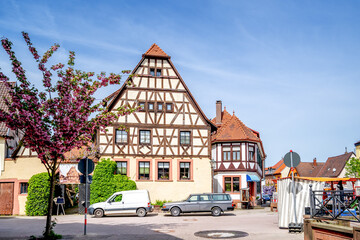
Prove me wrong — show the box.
[295,162,325,177]
[316,152,354,177]
[211,109,232,127]
[144,44,169,58]
[265,159,285,176]
[211,113,261,143]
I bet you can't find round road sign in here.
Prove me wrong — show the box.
[78,158,95,174]
[283,151,301,168]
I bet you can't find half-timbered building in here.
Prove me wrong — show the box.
[98,44,217,201]
[211,101,266,204]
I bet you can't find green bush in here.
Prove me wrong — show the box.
[90,158,136,204]
[25,172,51,216]
[152,200,170,207]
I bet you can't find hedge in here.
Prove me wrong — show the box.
[25,172,51,216]
[90,158,136,204]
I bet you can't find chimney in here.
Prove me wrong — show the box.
[313,158,317,167]
[345,147,348,153]
[216,100,222,124]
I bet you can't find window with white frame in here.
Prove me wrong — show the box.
[138,161,150,180]
[117,161,127,175]
[157,162,170,180]
[179,162,190,180]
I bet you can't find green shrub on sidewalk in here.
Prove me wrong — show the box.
[25,172,50,216]
[90,158,136,204]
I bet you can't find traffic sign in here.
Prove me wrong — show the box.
[284,151,301,168]
[78,158,95,175]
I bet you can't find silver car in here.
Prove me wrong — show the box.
[161,193,234,217]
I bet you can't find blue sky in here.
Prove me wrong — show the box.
[0,0,359,167]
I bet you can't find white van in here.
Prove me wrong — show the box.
[88,190,153,217]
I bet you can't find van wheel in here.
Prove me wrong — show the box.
[212,207,221,217]
[137,208,147,217]
[171,207,181,217]
[94,209,104,218]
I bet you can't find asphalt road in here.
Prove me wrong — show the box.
[0,208,303,240]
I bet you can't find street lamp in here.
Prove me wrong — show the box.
[210,158,216,193]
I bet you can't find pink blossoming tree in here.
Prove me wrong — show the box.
[0,32,135,237]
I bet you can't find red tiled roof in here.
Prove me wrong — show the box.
[265,159,285,176]
[144,44,169,58]
[211,109,232,127]
[211,113,260,143]
[316,152,354,177]
[295,162,325,177]
[0,82,15,136]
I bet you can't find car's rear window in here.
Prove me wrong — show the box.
[212,194,230,201]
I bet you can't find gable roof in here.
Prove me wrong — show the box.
[295,162,325,177]
[355,140,360,147]
[143,43,170,59]
[105,44,217,131]
[0,82,15,136]
[265,159,285,176]
[316,152,354,177]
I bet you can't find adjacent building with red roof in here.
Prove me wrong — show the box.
[211,101,266,204]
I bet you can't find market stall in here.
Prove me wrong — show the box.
[275,177,359,228]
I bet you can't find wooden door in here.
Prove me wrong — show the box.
[0,182,14,215]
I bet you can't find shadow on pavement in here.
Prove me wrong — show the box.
[163,212,236,217]
[0,217,182,240]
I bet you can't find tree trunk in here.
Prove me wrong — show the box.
[44,164,56,237]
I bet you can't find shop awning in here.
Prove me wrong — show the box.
[246,174,260,182]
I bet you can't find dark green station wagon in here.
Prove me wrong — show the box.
[161,193,234,216]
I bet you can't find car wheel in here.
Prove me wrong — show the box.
[171,207,181,217]
[94,209,104,218]
[212,207,221,217]
[137,208,147,217]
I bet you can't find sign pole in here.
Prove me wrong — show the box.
[290,150,297,224]
[84,158,88,235]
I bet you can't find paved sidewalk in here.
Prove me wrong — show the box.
[0,208,303,240]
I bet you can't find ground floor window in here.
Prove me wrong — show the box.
[157,162,170,180]
[116,161,127,175]
[224,176,240,193]
[179,162,190,180]
[20,182,28,194]
[138,161,150,180]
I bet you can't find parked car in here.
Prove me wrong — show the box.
[88,190,153,217]
[262,194,271,203]
[162,193,234,217]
